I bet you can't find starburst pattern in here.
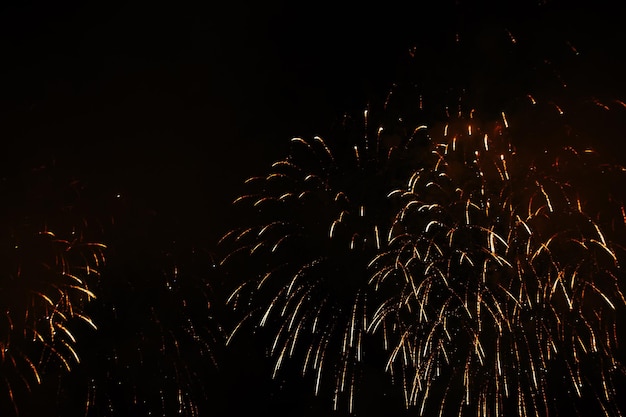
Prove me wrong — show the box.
[47,201,226,417]
[219,20,626,414]
[369,112,626,417]
[218,98,435,411]
[0,160,106,416]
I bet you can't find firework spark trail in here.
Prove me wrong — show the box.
[0,158,225,416]
[369,18,626,417]
[219,3,626,415]
[0,161,106,416]
[219,98,437,411]
[368,111,626,417]
[49,200,225,417]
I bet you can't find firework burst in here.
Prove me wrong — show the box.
[218,94,437,412]
[368,110,626,417]
[220,4,626,415]
[45,199,226,417]
[0,160,106,416]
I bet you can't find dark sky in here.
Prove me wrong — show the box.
[1,0,624,233]
[0,0,429,244]
[2,1,626,416]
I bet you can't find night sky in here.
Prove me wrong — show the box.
[2,1,626,416]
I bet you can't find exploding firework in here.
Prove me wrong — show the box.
[221,30,626,417]
[47,202,226,417]
[0,155,224,416]
[368,110,626,417]
[0,159,106,416]
[218,92,437,412]
[219,2,626,415]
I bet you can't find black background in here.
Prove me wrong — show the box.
[1,0,625,236]
[2,1,626,416]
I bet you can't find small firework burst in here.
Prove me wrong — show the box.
[49,203,225,417]
[0,159,106,416]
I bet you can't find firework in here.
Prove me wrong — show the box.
[47,203,225,417]
[218,15,626,414]
[0,160,106,416]
[218,92,438,412]
[368,110,626,416]
[221,29,626,414]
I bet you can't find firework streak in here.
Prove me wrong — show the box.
[47,196,225,417]
[370,114,626,417]
[0,162,106,416]
[220,18,626,417]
